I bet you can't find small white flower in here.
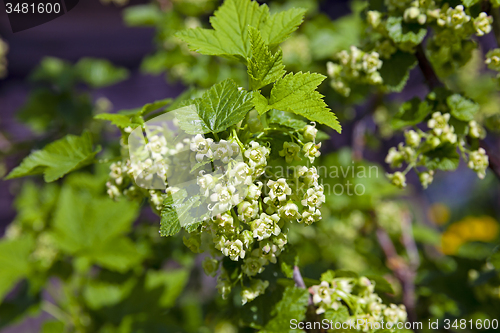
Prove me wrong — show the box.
[210,183,241,214]
[190,134,214,162]
[419,170,434,189]
[468,120,485,139]
[468,148,489,179]
[404,130,421,147]
[241,256,267,276]
[427,112,451,136]
[301,208,322,225]
[212,140,238,163]
[387,171,407,189]
[246,181,263,201]
[221,239,245,261]
[279,142,301,163]
[302,142,322,163]
[244,141,270,169]
[267,178,292,202]
[302,123,318,142]
[197,172,215,196]
[474,12,492,36]
[301,186,325,210]
[278,201,300,221]
[237,200,259,222]
[228,162,253,186]
[251,213,281,241]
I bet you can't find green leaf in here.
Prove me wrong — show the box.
[75,58,129,88]
[379,51,417,92]
[83,279,135,310]
[386,17,427,47]
[177,79,253,134]
[5,132,101,182]
[140,98,173,116]
[50,185,141,272]
[278,248,299,279]
[262,286,309,333]
[423,143,460,171]
[160,190,202,237]
[447,94,479,122]
[268,110,307,131]
[462,0,480,7]
[176,0,269,59]
[324,305,349,323]
[145,269,190,307]
[320,270,335,282]
[254,72,341,132]
[391,97,432,129]
[123,4,162,26]
[489,251,500,271]
[260,7,307,47]
[0,237,34,301]
[176,0,305,60]
[366,275,395,294]
[41,321,65,333]
[94,113,141,129]
[248,27,285,90]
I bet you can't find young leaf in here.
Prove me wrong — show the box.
[386,17,427,46]
[248,27,285,90]
[254,72,341,132]
[140,98,173,116]
[94,113,141,129]
[176,0,306,60]
[379,51,417,92]
[177,79,253,134]
[176,0,269,59]
[324,306,349,323]
[447,94,479,122]
[262,286,309,332]
[5,131,101,182]
[462,0,480,7]
[0,237,34,301]
[268,110,307,131]
[161,190,200,237]
[260,7,307,47]
[391,97,432,129]
[50,185,141,272]
[423,144,460,171]
[75,58,129,88]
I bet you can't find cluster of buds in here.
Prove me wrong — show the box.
[310,275,407,328]
[172,123,326,304]
[327,46,383,97]
[386,112,489,189]
[486,48,500,78]
[402,0,438,25]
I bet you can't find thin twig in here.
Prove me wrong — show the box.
[293,266,326,333]
[376,227,419,329]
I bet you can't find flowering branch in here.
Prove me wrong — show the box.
[415,42,500,181]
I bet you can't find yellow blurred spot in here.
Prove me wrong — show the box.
[440,216,499,255]
[428,203,450,226]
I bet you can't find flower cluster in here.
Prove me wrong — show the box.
[197,129,326,303]
[310,275,407,330]
[107,120,326,304]
[327,46,383,97]
[385,111,489,189]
